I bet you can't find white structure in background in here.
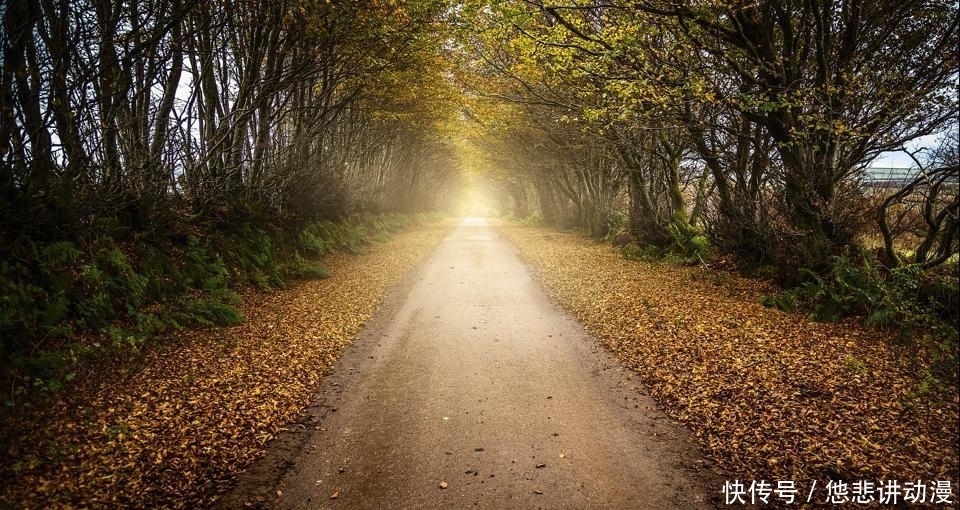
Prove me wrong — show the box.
[864,167,919,187]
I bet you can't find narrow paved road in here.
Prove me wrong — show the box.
[220,218,718,509]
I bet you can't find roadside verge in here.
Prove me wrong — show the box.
[0,222,451,509]
[498,221,958,503]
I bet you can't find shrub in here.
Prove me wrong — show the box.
[288,256,329,280]
[298,229,328,257]
[182,295,243,327]
[620,242,664,262]
[0,212,431,406]
[763,255,924,326]
[668,221,715,261]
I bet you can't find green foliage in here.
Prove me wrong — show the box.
[603,212,627,243]
[0,239,156,354]
[288,256,330,280]
[104,325,149,354]
[760,292,797,312]
[39,241,83,266]
[309,221,365,254]
[764,256,922,325]
[213,224,281,289]
[617,221,716,266]
[180,294,244,328]
[183,236,230,291]
[298,229,328,257]
[842,356,868,374]
[522,214,544,227]
[619,243,663,262]
[506,213,542,227]
[1,212,434,406]
[668,221,715,262]
[297,213,417,258]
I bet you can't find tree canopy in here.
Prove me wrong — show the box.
[3,0,955,274]
[452,0,958,280]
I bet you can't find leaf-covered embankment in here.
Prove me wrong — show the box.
[499,222,958,488]
[0,221,450,509]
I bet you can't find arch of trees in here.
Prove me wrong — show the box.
[0,0,471,369]
[0,0,956,357]
[455,0,958,282]
[1,0,462,239]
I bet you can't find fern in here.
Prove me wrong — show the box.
[298,229,328,256]
[288,257,329,280]
[38,241,82,267]
[184,298,243,327]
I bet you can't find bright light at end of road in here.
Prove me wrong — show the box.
[453,185,498,217]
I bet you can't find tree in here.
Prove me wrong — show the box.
[633,0,958,275]
[0,0,463,236]
[877,133,959,269]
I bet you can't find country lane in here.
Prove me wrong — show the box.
[218,217,719,509]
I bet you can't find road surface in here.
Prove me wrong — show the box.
[218,218,719,509]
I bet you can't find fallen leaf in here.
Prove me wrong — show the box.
[499,222,958,490]
[0,225,450,509]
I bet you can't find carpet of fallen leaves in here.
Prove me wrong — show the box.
[0,222,448,509]
[499,222,959,488]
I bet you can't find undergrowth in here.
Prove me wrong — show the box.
[617,224,714,265]
[0,212,440,408]
[606,221,958,393]
[604,217,957,391]
[762,254,959,389]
